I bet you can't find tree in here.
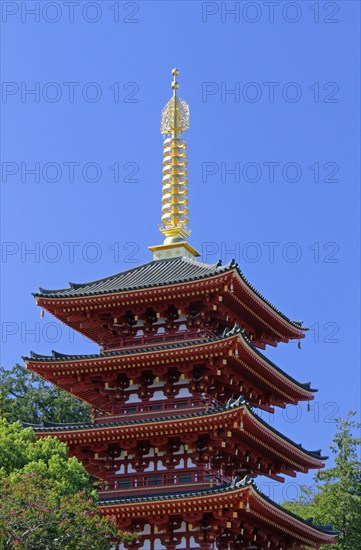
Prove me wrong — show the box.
[0,419,136,548]
[0,418,91,495]
[0,473,134,549]
[283,411,361,549]
[0,364,91,424]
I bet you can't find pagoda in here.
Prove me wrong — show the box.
[24,69,337,549]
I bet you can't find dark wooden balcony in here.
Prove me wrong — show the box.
[94,395,222,425]
[103,327,216,352]
[97,468,230,499]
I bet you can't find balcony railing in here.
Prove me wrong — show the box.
[103,327,216,352]
[94,395,222,425]
[97,469,230,499]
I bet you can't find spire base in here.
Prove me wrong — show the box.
[148,241,200,261]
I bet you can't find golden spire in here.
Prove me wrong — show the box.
[149,68,199,261]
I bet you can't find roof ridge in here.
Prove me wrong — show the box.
[25,400,327,460]
[234,264,306,330]
[97,480,338,536]
[236,329,317,392]
[34,256,228,297]
[24,329,315,394]
[36,259,158,295]
[246,403,328,460]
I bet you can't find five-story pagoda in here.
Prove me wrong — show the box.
[24,70,337,549]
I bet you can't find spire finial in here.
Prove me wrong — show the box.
[160,69,189,137]
[149,69,199,261]
[171,68,179,94]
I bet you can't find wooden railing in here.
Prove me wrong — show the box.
[103,328,216,352]
[94,395,222,425]
[97,469,229,498]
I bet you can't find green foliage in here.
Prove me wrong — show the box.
[0,419,137,548]
[0,473,130,549]
[280,484,314,518]
[0,418,91,496]
[0,364,91,424]
[283,411,361,549]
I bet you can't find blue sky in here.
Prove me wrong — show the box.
[1,1,360,500]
